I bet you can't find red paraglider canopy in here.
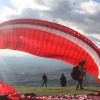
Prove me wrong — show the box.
[0,18,100,83]
[0,82,15,95]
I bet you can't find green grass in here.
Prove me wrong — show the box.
[14,86,100,96]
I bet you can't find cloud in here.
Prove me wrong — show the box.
[0,0,100,47]
[86,35,100,47]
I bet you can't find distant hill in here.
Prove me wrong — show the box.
[0,55,99,87]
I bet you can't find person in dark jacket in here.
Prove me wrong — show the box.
[42,73,47,87]
[60,73,67,87]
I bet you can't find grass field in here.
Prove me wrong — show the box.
[14,86,100,96]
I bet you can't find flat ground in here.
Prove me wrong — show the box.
[15,86,100,96]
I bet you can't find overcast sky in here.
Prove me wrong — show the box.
[0,0,100,56]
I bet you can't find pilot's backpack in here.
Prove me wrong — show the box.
[71,66,81,81]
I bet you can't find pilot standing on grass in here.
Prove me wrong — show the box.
[42,73,47,87]
[76,59,86,90]
[60,73,67,87]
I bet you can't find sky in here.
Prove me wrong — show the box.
[0,0,100,56]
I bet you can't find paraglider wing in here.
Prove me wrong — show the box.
[0,18,100,83]
[0,82,15,95]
